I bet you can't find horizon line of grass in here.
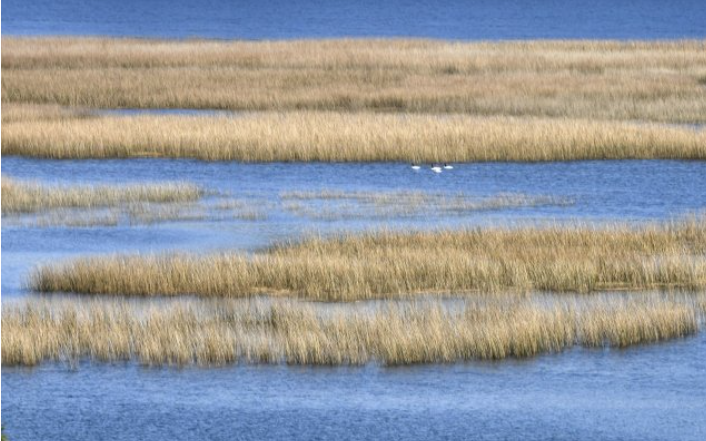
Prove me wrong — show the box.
[30,217,706,301]
[4,37,706,122]
[2,294,702,367]
[1,176,203,215]
[3,112,705,162]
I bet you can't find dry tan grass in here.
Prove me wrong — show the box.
[3,38,706,122]
[3,112,705,161]
[29,218,706,301]
[1,176,202,214]
[2,294,701,367]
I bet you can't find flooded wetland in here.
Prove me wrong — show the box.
[2,1,706,440]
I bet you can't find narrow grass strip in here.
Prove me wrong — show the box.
[3,113,705,161]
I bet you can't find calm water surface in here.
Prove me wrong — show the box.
[3,0,705,39]
[3,333,705,441]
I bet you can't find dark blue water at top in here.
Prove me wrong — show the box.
[2,0,705,39]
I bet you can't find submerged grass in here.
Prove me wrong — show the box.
[2,294,701,367]
[281,190,573,220]
[4,38,706,122]
[1,177,269,227]
[1,176,202,214]
[3,112,705,161]
[30,218,706,300]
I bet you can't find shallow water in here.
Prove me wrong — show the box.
[3,158,706,297]
[3,0,705,39]
[3,332,705,441]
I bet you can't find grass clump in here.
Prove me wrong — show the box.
[3,112,705,161]
[2,294,701,367]
[29,217,706,301]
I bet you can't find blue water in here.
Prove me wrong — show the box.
[3,333,706,441]
[4,157,705,221]
[2,158,706,439]
[3,0,705,40]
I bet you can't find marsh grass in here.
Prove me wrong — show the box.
[4,38,706,122]
[1,294,701,367]
[3,112,706,161]
[30,218,706,300]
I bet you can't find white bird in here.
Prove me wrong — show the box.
[430,164,443,173]
[411,163,421,170]
[443,163,453,170]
